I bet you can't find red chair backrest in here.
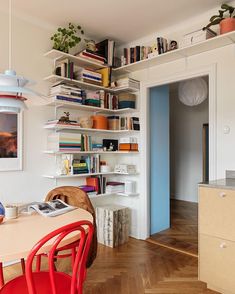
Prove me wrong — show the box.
[25,220,94,294]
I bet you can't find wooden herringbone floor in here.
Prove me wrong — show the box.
[3,238,219,294]
[150,199,198,256]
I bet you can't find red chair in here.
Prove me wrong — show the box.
[0,220,94,294]
[0,259,25,288]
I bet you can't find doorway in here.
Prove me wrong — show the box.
[148,77,209,256]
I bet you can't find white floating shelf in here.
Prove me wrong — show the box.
[44,124,140,134]
[89,192,139,198]
[46,99,138,114]
[110,86,139,93]
[43,171,138,179]
[116,192,139,197]
[44,49,108,69]
[44,150,139,155]
[44,75,109,91]
[113,30,235,75]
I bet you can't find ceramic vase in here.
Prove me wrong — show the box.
[220,18,235,34]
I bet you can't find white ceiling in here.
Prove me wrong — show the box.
[2,0,232,44]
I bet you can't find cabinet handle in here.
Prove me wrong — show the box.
[220,242,227,249]
[219,192,226,198]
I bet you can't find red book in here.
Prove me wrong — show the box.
[80,52,105,63]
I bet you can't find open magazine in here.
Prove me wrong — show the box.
[28,199,76,217]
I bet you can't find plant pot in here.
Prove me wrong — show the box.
[220,18,235,34]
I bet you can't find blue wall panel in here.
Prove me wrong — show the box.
[150,85,170,235]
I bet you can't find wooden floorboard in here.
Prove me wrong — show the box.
[2,238,219,293]
[150,199,198,256]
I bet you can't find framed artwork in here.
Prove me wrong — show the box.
[0,112,23,171]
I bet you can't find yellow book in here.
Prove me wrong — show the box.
[97,67,110,87]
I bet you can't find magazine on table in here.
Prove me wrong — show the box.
[28,199,76,217]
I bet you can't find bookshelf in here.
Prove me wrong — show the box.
[44,124,140,134]
[43,48,140,200]
[43,171,138,179]
[44,49,109,69]
[113,30,235,75]
[44,150,139,155]
[46,98,138,114]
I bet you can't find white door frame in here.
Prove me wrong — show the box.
[138,63,217,239]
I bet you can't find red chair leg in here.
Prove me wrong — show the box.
[0,262,4,288]
[20,258,25,274]
[71,248,76,267]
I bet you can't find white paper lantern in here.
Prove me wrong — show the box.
[178,77,208,106]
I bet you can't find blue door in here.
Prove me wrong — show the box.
[150,85,170,235]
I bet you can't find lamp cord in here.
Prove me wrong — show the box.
[9,0,12,70]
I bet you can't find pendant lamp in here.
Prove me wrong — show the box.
[0,0,39,114]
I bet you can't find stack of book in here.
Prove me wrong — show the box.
[76,49,107,65]
[81,134,92,151]
[45,119,80,127]
[119,117,140,131]
[114,77,140,91]
[118,92,136,109]
[77,68,102,86]
[79,185,98,197]
[49,82,84,104]
[104,93,118,110]
[96,39,115,66]
[156,37,169,55]
[85,90,102,107]
[122,46,152,65]
[106,181,124,193]
[86,176,106,194]
[92,143,103,151]
[72,159,89,174]
[55,58,74,79]
[47,133,81,152]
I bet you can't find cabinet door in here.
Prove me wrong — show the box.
[199,234,235,293]
[199,187,235,241]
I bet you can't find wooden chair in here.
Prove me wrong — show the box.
[0,220,94,294]
[36,186,97,271]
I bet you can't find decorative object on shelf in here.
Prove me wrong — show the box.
[107,116,120,130]
[169,40,178,50]
[124,180,136,194]
[84,39,96,52]
[103,139,118,151]
[51,23,84,53]
[0,202,5,224]
[114,164,137,174]
[180,28,216,47]
[91,115,108,129]
[203,3,235,34]
[178,77,208,106]
[59,112,70,123]
[79,116,93,129]
[0,0,41,114]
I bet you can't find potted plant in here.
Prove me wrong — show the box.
[203,3,235,34]
[51,23,84,53]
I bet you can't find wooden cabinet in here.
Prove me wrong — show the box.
[199,186,235,293]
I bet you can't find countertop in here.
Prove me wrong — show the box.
[199,178,235,190]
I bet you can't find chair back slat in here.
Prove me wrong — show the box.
[25,221,94,294]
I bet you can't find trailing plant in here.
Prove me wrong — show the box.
[51,23,84,53]
[203,3,235,30]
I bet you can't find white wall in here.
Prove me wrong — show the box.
[170,83,209,203]
[0,10,56,204]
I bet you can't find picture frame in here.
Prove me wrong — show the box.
[0,112,23,171]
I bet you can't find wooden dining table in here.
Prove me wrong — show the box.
[0,208,93,263]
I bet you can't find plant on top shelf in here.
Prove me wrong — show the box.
[203,3,235,34]
[51,23,84,53]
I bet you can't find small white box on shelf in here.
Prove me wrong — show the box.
[114,164,137,174]
[180,28,217,48]
[119,137,138,144]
